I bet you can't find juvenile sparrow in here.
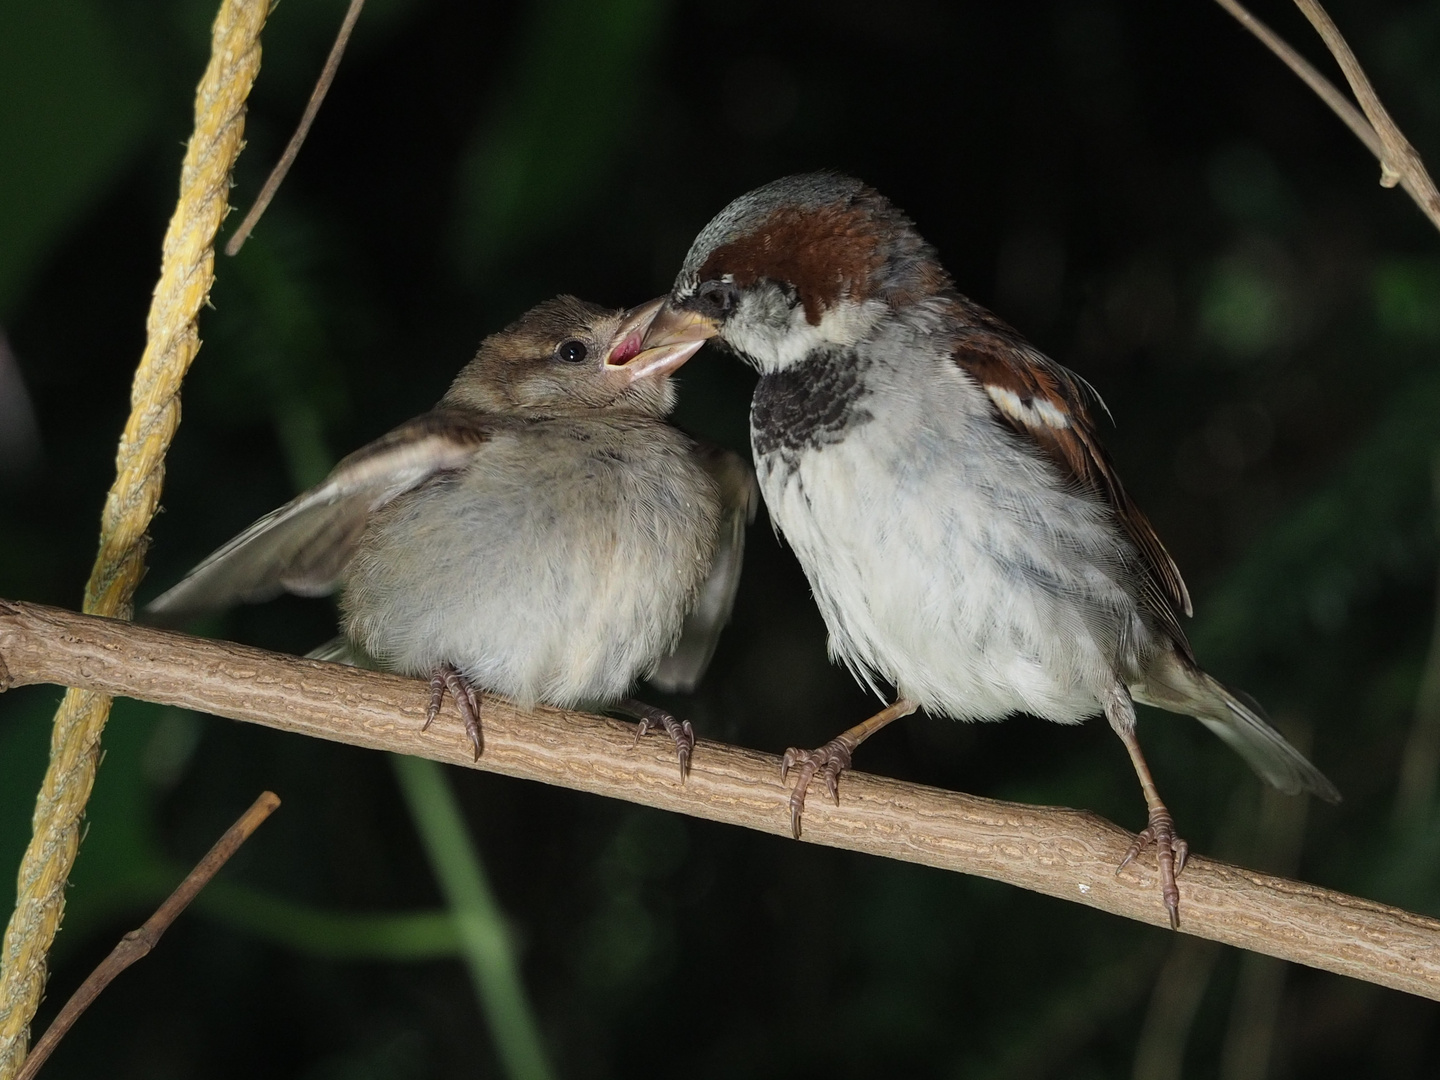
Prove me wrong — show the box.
[641,174,1338,925]
[148,296,757,773]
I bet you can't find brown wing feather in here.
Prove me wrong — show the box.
[948,302,1194,646]
[146,409,497,623]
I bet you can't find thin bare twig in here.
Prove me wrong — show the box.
[4,599,1440,1000]
[225,0,366,256]
[1211,0,1382,158]
[15,792,280,1080]
[1213,0,1440,235]
[1292,0,1440,208]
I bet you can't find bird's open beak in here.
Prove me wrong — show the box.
[604,297,718,383]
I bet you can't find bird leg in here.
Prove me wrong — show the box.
[1103,684,1188,929]
[424,663,483,761]
[781,698,918,839]
[618,698,695,781]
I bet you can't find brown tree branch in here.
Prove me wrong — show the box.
[15,791,280,1080]
[2,598,1439,1000]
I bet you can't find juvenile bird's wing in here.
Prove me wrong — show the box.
[648,442,760,693]
[947,299,1193,650]
[146,409,496,624]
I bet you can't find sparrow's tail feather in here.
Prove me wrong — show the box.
[1135,658,1341,803]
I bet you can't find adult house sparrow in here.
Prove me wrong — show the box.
[641,174,1338,926]
[148,296,757,774]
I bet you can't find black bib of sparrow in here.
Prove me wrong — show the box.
[751,347,874,460]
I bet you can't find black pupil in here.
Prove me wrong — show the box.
[557,340,588,364]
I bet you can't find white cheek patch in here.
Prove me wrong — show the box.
[728,296,887,374]
[812,298,886,348]
[985,385,1071,431]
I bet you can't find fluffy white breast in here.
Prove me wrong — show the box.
[750,326,1154,724]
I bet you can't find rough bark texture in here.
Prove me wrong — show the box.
[3,598,1438,1000]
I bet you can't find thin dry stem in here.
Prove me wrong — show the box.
[1292,0,1440,212]
[1211,0,1382,157]
[225,0,366,256]
[1213,0,1440,235]
[15,793,280,1080]
[1131,938,1222,1080]
[3,599,1440,1001]
[1216,720,1314,1080]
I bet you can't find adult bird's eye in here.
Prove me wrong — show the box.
[692,280,740,320]
[555,339,588,364]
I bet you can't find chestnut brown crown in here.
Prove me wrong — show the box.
[671,173,951,328]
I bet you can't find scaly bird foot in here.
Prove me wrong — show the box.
[780,738,857,840]
[622,698,695,781]
[778,700,916,840]
[1117,804,1189,929]
[423,663,482,760]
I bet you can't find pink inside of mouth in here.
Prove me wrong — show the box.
[608,332,642,366]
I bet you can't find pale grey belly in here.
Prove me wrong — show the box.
[341,434,719,707]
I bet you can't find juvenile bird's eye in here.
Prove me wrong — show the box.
[555,339,588,364]
[692,280,740,320]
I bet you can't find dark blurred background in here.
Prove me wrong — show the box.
[4,0,1440,1075]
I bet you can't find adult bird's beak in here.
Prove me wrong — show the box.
[604,297,718,383]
